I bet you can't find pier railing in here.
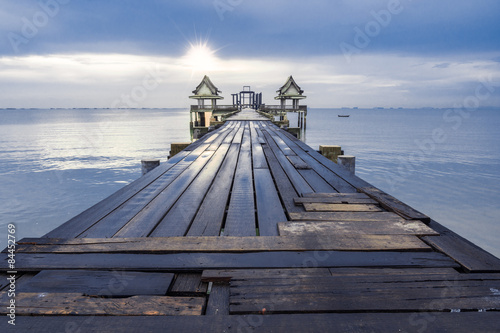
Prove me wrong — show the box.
[190,105,239,112]
[259,105,307,113]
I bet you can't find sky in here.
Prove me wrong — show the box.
[1,0,500,108]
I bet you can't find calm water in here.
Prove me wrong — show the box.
[0,108,499,258]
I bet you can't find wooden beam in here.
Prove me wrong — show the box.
[278,221,439,236]
[7,251,458,271]
[112,151,215,238]
[187,143,241,236]
[270,126,356,193]
[0,293,203,316]
[423,235,500,273]
[302,203,383,212]
[359,186,430,222]
[205,283,230,315]
[0,309,498,333]
[229,276,500,314]
[170,273,208,295]
[254,169,286,236]
[150,143,231,237]
[289,211,406,222]
[294,196,378,205]
[17,270,174,296]
[201,268,331,282]
[14,235,431,253]
[224,128,256,236]
[5,313,500,332]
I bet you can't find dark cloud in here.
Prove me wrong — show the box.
[1,0,499,58]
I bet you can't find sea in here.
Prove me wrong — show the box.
[1,108,499,258]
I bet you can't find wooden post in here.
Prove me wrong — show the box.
[338,155,355,174]
[286,127,301,138]
[319,145,342,163]
[170,142,191,158]
[141,159,160,175]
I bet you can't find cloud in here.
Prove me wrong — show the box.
[433,63,450,69]
[0,1,499,108]
[1,51,499,108]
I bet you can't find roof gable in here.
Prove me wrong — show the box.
[192,75,222,96]
[277,75,304,96]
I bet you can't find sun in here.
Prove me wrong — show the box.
[183,41,219,72]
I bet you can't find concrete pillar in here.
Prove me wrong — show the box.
[141,159,160,175]
[338,155,355,174]
[319,145,342,163]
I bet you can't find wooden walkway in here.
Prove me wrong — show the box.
[2,112,500,331]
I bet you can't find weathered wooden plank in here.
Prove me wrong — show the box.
[289,211,407,222]
[230,277,500,313]
[231,127,244,144]
[423,233,500,273]
[149,143,231,237]
[79,145,214,238]
[295,196,378,204]
[207,122,236,150]
[302,203,383,212]
[360,186,430,222]
[0,272,36,293]
[187,143,241,236]
[201,268,332,282]
[230,273,500,288]
[278,220,439,236]
[254,169,286,236]
[250,122,268,169]
[9,251,458,271]
[252,140,267,169]
[230,293,500,314]
[197,124,229,145]
[328,267,459,276]
[262,130,313,195]
[170,273,208,295]
[0,292,203,316]
[224,128,256,236]
[302,192,371,199]
[261,140,302,214]
[282,130,373,189]
[112,150,215,237]
[286,155,310,169]
[270,125,357,193]
[230,273,500,292]
[298,169,337,193]
[5,313,500,333]
[205,282,230,315]
[268,133,294,156]
[14,235,430,253]
[44,149,193,238]
[18,270,174,296]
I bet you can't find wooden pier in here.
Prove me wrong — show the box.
[2,109,500,332]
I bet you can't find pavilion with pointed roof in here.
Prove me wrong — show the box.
[189,75,224,108]
[189,76,238,138]
[275,75,307,110]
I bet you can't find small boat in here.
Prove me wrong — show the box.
[338,115,350,117]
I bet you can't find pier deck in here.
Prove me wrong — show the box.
[2,113,500,331]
